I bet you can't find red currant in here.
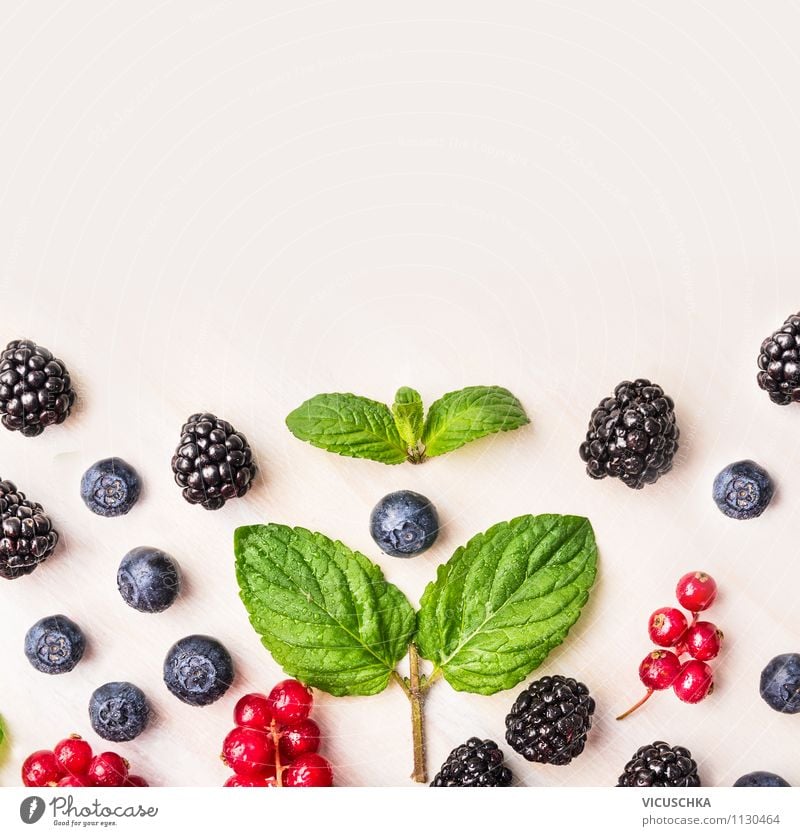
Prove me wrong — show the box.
[684,621,723,661]
[233,693,272,730]
[648,607,689,647]
[59,775,90,787]
[221,727,275,776]
[676,571,717,613]
[673,659,714,703]
[87,752,129,787]
[639,650,682,690]
[224,772,276,787]
[282,753,333,787]
[279,718,321,760]
[267,679,313,725]
[54,735,93,777]
[124,775,150,787]
[22,750,63,787]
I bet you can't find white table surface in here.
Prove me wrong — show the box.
[2,0,800,788]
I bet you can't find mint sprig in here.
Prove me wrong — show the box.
[285,386,530,465]
[235,514,597,783]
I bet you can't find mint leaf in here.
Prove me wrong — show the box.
[421,386,529,458]
[286,393,407,464]
[416,514,597,694]
[0,715,4,747]
[391,387,424,449]
[235,524,416,696]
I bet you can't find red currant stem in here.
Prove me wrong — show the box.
[615,689,654,721]
[270,718,283,788]
[408,644,427,784]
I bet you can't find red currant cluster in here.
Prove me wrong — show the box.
[221,678,333,787]
[618,571,722,720]
[22,735,148,787]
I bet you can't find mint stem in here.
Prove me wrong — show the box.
[407,643,427,783]
[406,442,426,465]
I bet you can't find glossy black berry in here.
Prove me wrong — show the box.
[757,312,800,404]
[80,458,141,517]
[24,615,85,674]
[505,675,595,765]
[579,379,679,489]
[163,634,234,706]
[0,339,75,437]
[617,741,701,787]
[117,546,181,613]
[0,479,59,580]
[171,413,256,510]
[89,681,150,742]
[430,737,513,787]
[369,490,439,557]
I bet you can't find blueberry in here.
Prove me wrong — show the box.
[118,546,181,613]
[760,653,800,713]
[80,457,141,517]
[712,460,774,520]
[163,634,234,707]
[734,771,790,787]
[24,615,85,674]
[89,681,150,742]
[369,490,439,557]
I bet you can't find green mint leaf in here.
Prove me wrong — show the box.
[421,386,530,458]
[286,393,407,464]
[235,524,416,696]
[0,715,4,747]
[416,514,597,694]
[391,387,424,451]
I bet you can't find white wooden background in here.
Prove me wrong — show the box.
[2,0,800,787]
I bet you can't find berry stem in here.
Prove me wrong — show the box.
[616,689,654,721]
[270,718,283,787]
[408,644,427,783]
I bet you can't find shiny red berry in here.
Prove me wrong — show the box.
[673,659,714,703]
[221,727,275,777]
[639,650,682,690]
[87,752,129,787]
[54,735,93,777]
[224,772,276,787]
[123,775,149,787]
[59,774,90,787]
[22,750,63,787]
[279,719,321,760]
[676,571,717,613]
[684,621,723,661]
[648,607,689,647]
[282,753,333,787]
[233,693,272,730]
[267,679,313,725]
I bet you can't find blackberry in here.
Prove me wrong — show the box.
[0,480,59,580]
[0,339,75,436]
[171,413,256,510]
[757,312,800,404]
[579,379,679,489]
[616,741,701,787]
[505,675,595,765]
[430,738,513,787]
